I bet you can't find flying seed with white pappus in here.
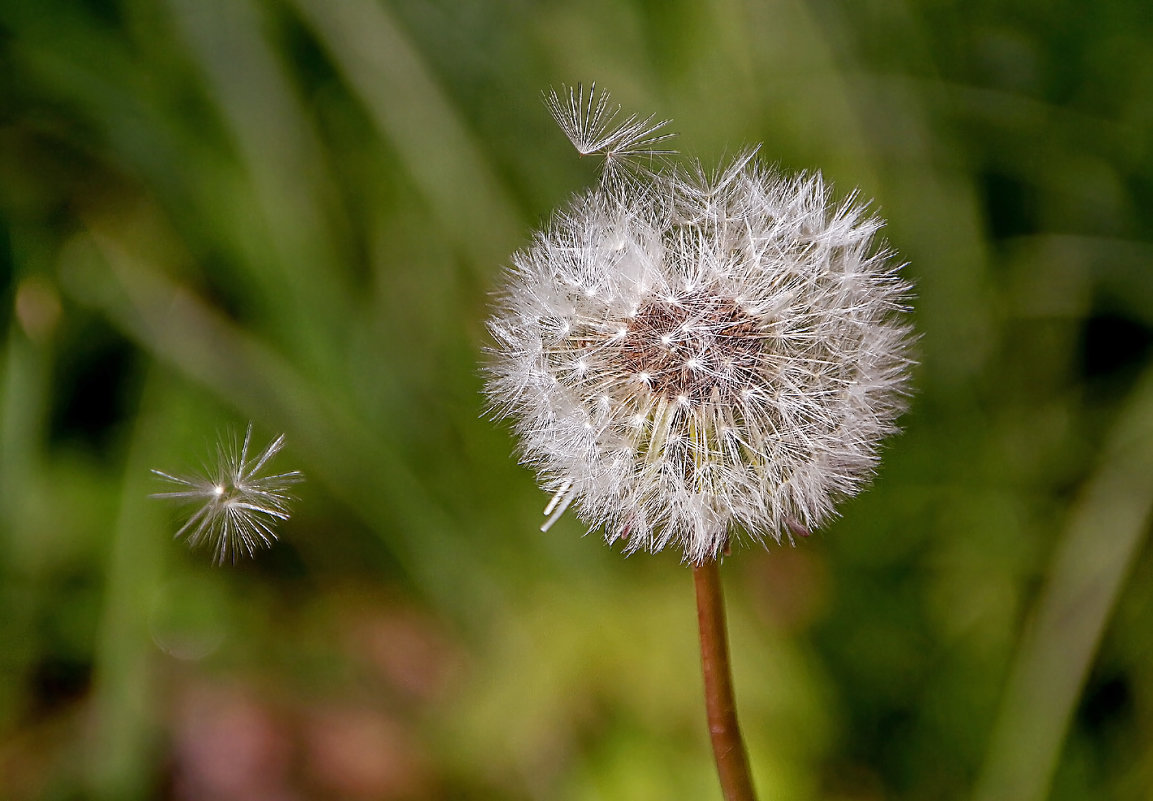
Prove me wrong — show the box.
[152,423,303,564]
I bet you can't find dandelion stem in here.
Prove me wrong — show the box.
[693,559,757,801]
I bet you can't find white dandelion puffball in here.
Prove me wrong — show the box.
[486,85,914,564]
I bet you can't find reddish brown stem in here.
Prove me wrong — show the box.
[694,560,758,801]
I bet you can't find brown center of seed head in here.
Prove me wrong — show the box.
[618,290,765,404]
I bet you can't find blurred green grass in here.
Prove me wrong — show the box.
[2,0,1152,799]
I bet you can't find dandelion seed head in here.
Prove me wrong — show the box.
[152,424,303,564]
[486,88,915,563]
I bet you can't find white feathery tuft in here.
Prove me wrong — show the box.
[486,89,915,564]
[152,423,303,564]
[544,83,677,175]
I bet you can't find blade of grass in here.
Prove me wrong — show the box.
[165,0,352,375]
[287,0,522,276]
[0,271,59,720]
[973,366,1153,801]
[85,373,172,801]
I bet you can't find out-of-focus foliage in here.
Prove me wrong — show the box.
[1,1,1151,799]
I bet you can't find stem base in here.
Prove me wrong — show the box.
[694,560,757,801]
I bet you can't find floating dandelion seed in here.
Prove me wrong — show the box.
[486,85,915,564]
[543,81,677,177]
[152,424,303,564]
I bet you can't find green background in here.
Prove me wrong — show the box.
[2,1,1152,799]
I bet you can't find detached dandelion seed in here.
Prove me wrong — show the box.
[544,81,677,178]
[486,85,915,564]
[152,423,303,564]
